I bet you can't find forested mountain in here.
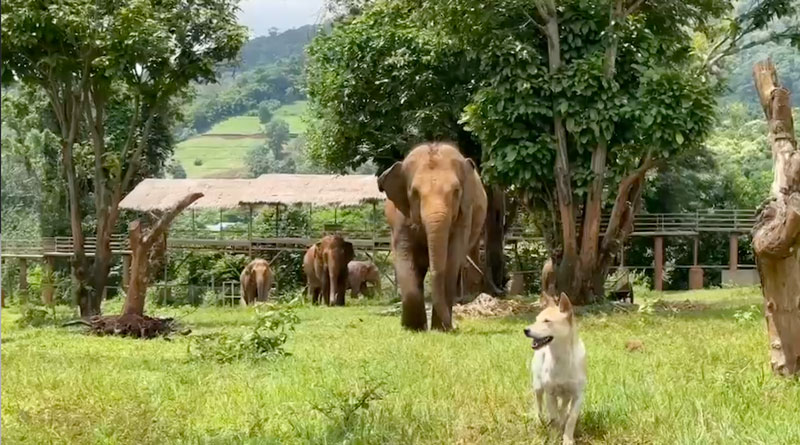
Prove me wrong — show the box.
[238,24,320,71]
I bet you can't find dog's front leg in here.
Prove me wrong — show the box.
[545,392,560,427]
[534,388,545,423]
[561,393,583,445]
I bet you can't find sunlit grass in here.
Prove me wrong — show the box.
[2,288,798,444]
[206,116,263,135]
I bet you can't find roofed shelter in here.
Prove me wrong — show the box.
[119,174,389,256]
[119,174,385,211]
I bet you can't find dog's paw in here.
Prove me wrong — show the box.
[562,435,574,445]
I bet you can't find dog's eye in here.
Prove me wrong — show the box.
[543,319,551,323]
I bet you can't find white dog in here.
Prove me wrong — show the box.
[524,293,586,445]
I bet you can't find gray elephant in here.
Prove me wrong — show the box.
[303,235,355,306]
[240,258,273,305]
[378,142,487,331]
[347,260,381,298]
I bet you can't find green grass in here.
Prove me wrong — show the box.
[272,100,308,135]
[174,136,262,178]
[3,288,799,444]
[206,116,262,135]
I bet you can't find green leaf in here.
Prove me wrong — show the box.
[675,133,684,144]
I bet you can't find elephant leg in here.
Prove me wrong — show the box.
[395,242,427,331]
[312,287,321,305]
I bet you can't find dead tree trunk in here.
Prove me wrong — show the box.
[751,59,800,376]
[88,192,202,338]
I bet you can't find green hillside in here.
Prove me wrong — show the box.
[273,100,308,135]
[173,101,309,178]
[205,116,262,135]
[174,136,262,178]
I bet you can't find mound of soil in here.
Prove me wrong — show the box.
[454,293,537,318]
[82,314,185,339]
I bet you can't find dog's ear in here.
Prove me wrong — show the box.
[540,292,556,307]
[559,292,573,314]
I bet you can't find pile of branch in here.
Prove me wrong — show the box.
[454,293,537,318]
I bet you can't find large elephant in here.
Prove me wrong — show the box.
[303,235,355,306]
[347,260,381,298]
[378,142,487,331]
[240,258,273,305]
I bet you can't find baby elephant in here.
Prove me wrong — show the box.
[347,261,381,298]
[240,258,273,305]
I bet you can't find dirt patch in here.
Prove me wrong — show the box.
[454,294,537,318]
[71,314,189,339]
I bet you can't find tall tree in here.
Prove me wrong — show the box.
[307,0,797,303]
[2,0,247,316]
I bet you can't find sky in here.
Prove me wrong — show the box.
[238,0,326,37]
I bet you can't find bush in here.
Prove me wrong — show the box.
[188,302,300,362]
[193,158,203,166]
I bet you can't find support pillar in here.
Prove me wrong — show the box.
[122,254,131,291]
[18,258,28,295]
[689,237,703,290]
[42,257,55,305]
[654,236,663,291]
[729,234,739,272]
[248,204,254,258]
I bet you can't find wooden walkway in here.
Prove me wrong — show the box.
[0,209,757,259]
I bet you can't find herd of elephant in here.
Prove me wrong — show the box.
[240,142,491,333]
[239,244,381,306]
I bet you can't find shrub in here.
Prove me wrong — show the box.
[193,158,203,166]
[188,302,300,362]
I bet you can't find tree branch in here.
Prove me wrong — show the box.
[601,153,655,251]
[143,193,204,247]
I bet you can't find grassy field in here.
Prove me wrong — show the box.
[171,101,308,178]
[273,100,308,135]
[174,136,262,178]
[206,116,263,135]
[3,287,799,444]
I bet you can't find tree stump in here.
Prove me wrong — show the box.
[86,192,202,338]
[751,59,800,376]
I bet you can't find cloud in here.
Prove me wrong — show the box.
[238,0,326,37]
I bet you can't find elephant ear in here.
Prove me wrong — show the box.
[343,242,355,263]
[377,162,409,216]
[459,157,480,218]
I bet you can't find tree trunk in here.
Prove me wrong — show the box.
[483,185,507,295]
[121,193,203,317]
[751,59,800,376]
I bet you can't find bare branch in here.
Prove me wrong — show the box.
[143,193,204,247]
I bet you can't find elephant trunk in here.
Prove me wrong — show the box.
[328,263,338,306]
[256,270,268,302]
[423,209,453,330]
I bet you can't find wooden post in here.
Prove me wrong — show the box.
[654,236,663,291]
[191,209,196,237]
[729,234,739,272]
[18,258,28,295]
[248,204,253,258]
[219,209,223,240]
[751,59,800,376]
[42,257,55,305]
[689,237,703,290]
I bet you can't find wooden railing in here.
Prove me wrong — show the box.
[1,209,759,257]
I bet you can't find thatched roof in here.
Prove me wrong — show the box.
[119,174,384,212]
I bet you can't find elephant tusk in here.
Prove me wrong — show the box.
[466,255,484,276]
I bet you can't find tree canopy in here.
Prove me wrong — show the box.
[307,0,798,302]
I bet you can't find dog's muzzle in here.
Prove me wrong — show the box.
[524,328,553,350]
